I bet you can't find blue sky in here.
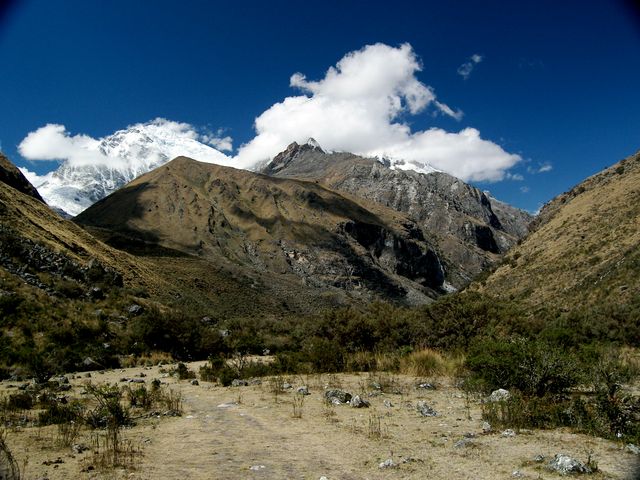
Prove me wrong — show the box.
[1,0,639,212]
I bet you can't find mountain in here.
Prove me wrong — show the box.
[478,149,640,310]
[28,120,229,216]
[0,152,44,202]
[263,140,532,286]
[76,156,451,306]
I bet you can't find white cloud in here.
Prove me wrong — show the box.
[457,54,484,79]
[19,124,113,167]
[235,43,517,182]
[200,128,233,152]
[20,43,520,184]
[520,186,530,193]
[526,161,553,174]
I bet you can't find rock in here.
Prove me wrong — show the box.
[296,386,310,395]
[378,459,396,469]
[502,429,516,437]
[416,400,437,417]
[324,389,352,404]
[482,421,492,434]
[349,395,370,408]
[249,465,266,471]
[383,399,393,408]
[547,454,592,475]
[626,444,640,455]
[129,378,145,384]
[82,357,100,368]
[512,470,523,477]
[370,381,382,390]
[127,304,144,316]
[190,379,199,386]
[417,382,436,390]
[488,388,511,402]
[72,443,89,454]
[53,375,69,384]
[463,432,477,438]
[454,438,473,448]
[534,454,546,463]
[231,379,249,387]
[282,382,293,390]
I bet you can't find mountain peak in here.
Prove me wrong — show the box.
[305,138,324,151]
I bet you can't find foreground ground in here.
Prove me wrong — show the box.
[3,361,639,480]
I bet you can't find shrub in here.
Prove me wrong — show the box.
[466,337,581,396]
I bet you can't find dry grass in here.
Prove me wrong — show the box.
[399,348,464,378]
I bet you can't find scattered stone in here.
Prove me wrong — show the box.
[454,438,473,448]
[417,382,436,390]
[370,381,382,390]
[127,304,144,316]
[231,379,249,387]
[191,379,199,386]
[626,444,640,455]
[383,399,393,408]
[52,375,69,384]
[249,378,262,386]
[482,421,492,434]
[129,378,145,384]
[512,470,523,477]
[249,465,266,471]
[547,454,592,475]
[416,400,437,417]
[463,432,477,438]
[488,388,511,402]
[534,454,546,463]
[296,386,310,395]
[378,459,396,469]
[282,382,293,390]
[324,389,352,404]
[502,429,516,438]
[72,443,89,454]
[349,395,370,408]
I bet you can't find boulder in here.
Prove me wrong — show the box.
[488,388,511,402]
[231,379,249,387]
[416,400,437,417]
[349,395,370,408]
[547,454,592,475]
[296,386,310,395]
[324,389,352,404]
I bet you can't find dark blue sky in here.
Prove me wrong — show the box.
[1,0,639,211]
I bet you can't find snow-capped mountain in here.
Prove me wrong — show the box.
[26,120,231,216]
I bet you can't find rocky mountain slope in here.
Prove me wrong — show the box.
[263,140,532,285]
[75,156,455,306]
[478,149,640,310]
[0,152,44,202]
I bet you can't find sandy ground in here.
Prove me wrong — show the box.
[3,362,639,480]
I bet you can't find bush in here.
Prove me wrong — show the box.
[466,337,581,396]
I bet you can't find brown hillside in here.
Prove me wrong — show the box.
[76,156,451,306]
[478,149,640,310]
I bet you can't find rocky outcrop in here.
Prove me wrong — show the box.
[262,143,532,287]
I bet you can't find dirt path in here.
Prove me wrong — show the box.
[4,363,640,479]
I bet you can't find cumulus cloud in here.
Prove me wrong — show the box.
[457,54,484,79]
[235,43,517,182]
[20,43,520,184]
[19,124,112,167]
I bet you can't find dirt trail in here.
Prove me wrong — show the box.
[4,363,640,480]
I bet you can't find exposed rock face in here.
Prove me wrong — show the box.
[263,143,531,286]
[76,156,450,305]
[0,152,44,202]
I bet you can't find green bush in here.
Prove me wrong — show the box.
[466,337,581,396]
